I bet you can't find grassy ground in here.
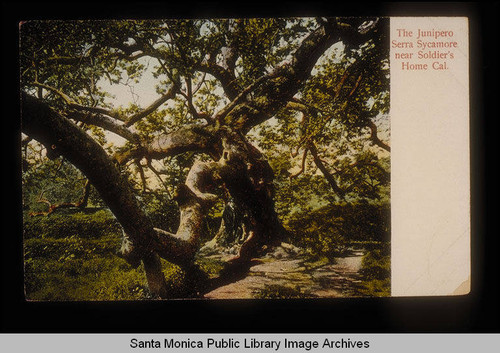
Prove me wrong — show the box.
[25,234,146,301]
[23,210,188,301]
[24,234,192,301]
[23,211,390,300]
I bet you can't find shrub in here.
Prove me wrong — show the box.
[23,209,122,239]
[284,202,390,259]
[359,248,390,280]
[355,245,391,297]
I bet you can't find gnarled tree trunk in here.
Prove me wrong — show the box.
[195,128,287,262]
[21,18,382,298]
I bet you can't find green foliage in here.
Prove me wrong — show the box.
[23,209,121,239]
[336,202,390,242]
[286,212,347,260]
[359,244,390,279]
[285,202,390,259]
[195,257,225,278]
[21,18,390,212]
[355,244,391,297]
[356,278,390,297]
[23,211,195,300]
[136,191,180,233]
[23,216,146,300]
[25,251,148,301]
[22,156,105,214]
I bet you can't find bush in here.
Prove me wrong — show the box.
[285,206,343,259]
[359,248,390,280]
[23,209,122,239]
[355,245,391,297]
[337,203,390,243]
[284,202,390,259]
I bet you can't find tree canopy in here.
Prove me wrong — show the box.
[20,17,390,298]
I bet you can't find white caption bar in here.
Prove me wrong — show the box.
[1,334,499,353]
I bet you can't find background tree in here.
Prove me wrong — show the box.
[20,17,390,298]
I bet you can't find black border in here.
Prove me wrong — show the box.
[2,1,498,333]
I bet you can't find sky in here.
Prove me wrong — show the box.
[97,56,161,147]
[99,57,159,109]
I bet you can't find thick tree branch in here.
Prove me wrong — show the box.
[136,160,148,192]
[32,81,182,148]
[348,73,363,97]
[114,51,149,62]
[285,99,311,113]
[66,111,140,143]
[213,73,271,123]
[195,61,241,101]
[32,80,178,128]
[21,92,208,296]
[192,20,242,101]
[115,124,219,165]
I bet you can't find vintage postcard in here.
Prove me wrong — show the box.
[19,16,469,300]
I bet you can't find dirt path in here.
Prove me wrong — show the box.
[203,244,365,299]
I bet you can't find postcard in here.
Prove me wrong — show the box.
[19,16,469,300]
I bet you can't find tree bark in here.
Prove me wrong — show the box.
[196,128,287,261]
[21,92,207,297]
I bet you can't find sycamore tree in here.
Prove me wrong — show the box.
[20,18,390,298]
